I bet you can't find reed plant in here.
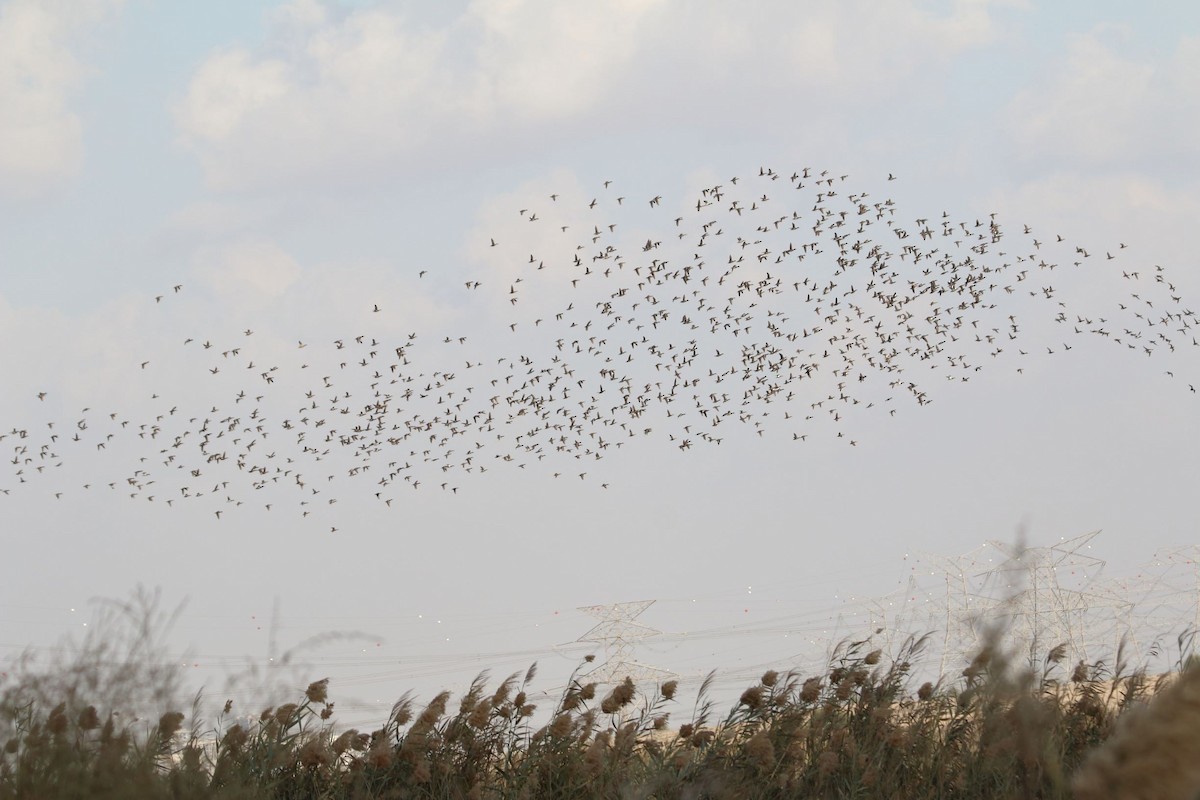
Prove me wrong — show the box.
[3,595,1198,798]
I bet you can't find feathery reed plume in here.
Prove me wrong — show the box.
[157,710,185,739]
[304,678,329,704]
[272,703,298,727]
[389,691,414,729]
[744,731,775,771]
[77,705,100,731]
[601,677,636,714]
[1072,664,1200,800]
[739,685,764,710]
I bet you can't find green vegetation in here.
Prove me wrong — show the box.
[3,594,1198,799]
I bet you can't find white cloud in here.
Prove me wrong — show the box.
[176,51,290,143]
[193,237,303,306]
[1009,30,1200,169]
[0,0,123,199]
[0,288,170,417]
[988,172,1200,275]
[998,29,1200,297]
[461,168,595,319]
[163,200,275,240]
[189,235,457,344]
[464,0,661,121]
[1,231,458,418]
[175,0,1003,191]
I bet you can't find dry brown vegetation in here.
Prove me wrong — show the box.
[2,593,1198,799]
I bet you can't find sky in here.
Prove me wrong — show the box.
[2,0,1199,729]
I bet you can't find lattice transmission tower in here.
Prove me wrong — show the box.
[917,531,1122,673]
[575,600,674,689]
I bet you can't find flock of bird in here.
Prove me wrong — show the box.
[4,167,1196,523]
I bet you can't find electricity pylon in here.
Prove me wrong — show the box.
[575,600,674,688]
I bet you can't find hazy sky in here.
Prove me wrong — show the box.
[2,0,1199,727]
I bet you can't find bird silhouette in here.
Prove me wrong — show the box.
[3,167,1195,522]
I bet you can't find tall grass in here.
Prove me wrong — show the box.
[4,595,1198,799]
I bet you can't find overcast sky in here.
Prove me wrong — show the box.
[2,0,1199,727]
